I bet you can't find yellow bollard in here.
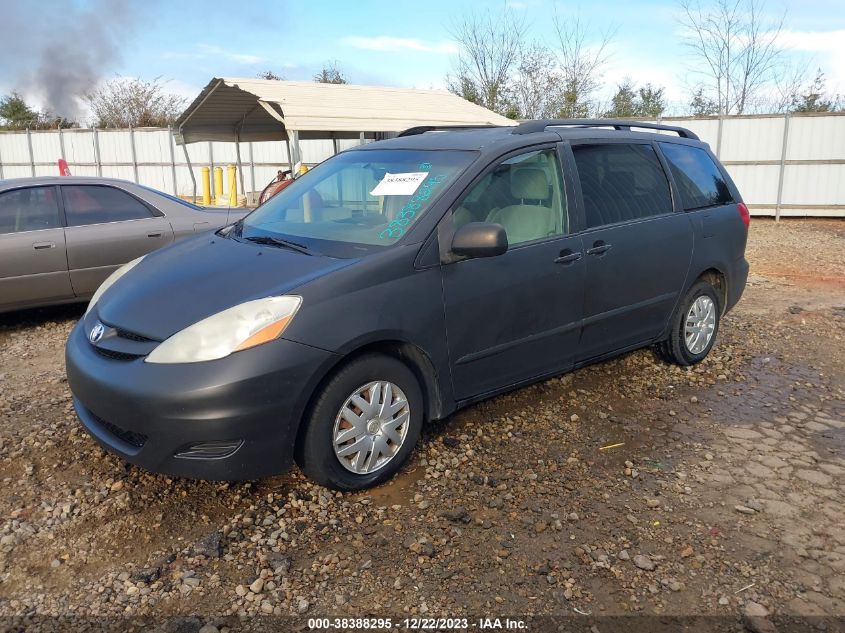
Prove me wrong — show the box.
[213,167,224,205]
[201,167,211,206]
[227,164,237,207]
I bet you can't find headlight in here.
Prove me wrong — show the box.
[145,296,302,364]
[85,255,146,315]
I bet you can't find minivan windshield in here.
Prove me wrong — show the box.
[234,149,476,257]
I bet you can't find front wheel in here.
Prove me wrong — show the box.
[656,280,721,366]
[296,354,423,490]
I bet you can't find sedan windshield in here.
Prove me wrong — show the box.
[236,149,476,257]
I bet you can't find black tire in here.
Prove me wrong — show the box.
[656,280,721,366]
[296,353,424,491]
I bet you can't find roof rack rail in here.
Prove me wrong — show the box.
[512,119,699,140]
[397,124,501,137]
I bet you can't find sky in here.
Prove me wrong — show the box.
[1,0,844,121]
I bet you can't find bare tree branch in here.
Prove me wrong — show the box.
[447,9,526,115]
[553,12,616,118]
[678,0,786,114]
[86,77,186,128]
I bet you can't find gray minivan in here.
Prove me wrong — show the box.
[66,119,749,490]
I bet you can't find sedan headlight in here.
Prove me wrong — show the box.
[85,255,146,315]
[145,296,302,364]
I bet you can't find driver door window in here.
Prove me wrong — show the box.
[453,148,568,245]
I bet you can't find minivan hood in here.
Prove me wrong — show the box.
[96,234,355,340]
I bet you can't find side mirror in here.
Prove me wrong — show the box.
[451,222,508,259]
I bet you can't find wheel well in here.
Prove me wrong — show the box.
[696,268,727,313]
[294,340,443,457]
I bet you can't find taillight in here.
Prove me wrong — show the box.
[737,202,750,228]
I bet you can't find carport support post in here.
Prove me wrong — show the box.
[26,128,35,176]
[248,142,256,195]
[291,130,302,170]
[284,138,293,172]
[775,113,791,223]
[235,137,246,206]
[0,136,4,180]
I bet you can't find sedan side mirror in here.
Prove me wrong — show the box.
[451,222,508,259]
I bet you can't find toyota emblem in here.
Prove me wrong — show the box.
[89,323,105,344]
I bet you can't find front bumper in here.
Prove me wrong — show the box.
[66,318,337,480]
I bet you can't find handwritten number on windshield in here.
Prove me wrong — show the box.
[378,174,447,241]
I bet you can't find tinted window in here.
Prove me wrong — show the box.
[63,185,152,226]
[453,148,568,244]
[659,143,733,210]
[572,144,673,228]
[0,187,61,234]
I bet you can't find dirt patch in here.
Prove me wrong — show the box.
[0,219,843,626]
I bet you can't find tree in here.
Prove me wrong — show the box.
[689,86,720,115]
[512,43,564,119]
[604,80,638,118]
[86,77,186,128]
[553,13,615,118]
[314,62,348,84]
[790,69,839,113]
[257,70,284,81]
[0,92,71,129]
[0,92,42,129]
[678,0,786,115]
[604,80,666,118]
[638,84,666,117]
[447,9,526,115]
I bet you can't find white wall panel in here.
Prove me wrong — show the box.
[63,130,96,164]
[786,116,845,161]
[719,117,785,162]
[723,164,780,205]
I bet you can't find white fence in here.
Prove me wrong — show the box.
[0,127,366,201]
[1,113,844,217]
[646,112,845,218]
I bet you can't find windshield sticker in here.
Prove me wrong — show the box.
[370,172,429,197]
[418,162,432,171]
[378,174,448,241]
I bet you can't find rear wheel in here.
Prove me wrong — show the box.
[656,280,721,366]
[296,354,423,491]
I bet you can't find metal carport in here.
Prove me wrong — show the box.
[174,78,514,199]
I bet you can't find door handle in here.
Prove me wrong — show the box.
[32,241,55,250]
[554,250,582,264]
[147,232,163,238]
[586,242,612,256]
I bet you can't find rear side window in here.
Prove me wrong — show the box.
[62,185,153,226]
[659,143,733,210]
[0,186,61,234]
[572,144,673,228]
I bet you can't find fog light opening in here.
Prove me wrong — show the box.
[174,440,244,460]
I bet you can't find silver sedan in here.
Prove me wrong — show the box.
[0,177,248,312]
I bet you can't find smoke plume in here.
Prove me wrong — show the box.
[0,0,140,122]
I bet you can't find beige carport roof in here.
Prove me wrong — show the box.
[174,77,515,144]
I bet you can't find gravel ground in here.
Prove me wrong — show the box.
[0,218,843,631]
